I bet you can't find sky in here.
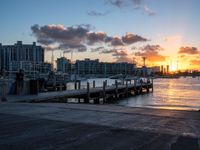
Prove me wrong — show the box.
[0,0,200,71]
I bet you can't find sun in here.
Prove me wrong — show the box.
[170,65,177,72]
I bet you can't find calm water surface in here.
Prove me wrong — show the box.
[117,77,200,111]
[67,77,200,111]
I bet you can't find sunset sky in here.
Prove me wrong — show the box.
[0,0,200,70]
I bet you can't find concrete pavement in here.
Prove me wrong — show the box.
[0,103,199,150]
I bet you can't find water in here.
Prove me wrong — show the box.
[117,77,200,111]
[66,77,200,111]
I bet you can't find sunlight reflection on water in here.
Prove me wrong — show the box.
[66,77,200,111]
[117,77,200,111]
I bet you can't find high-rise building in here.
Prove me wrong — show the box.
[0,41,44,72]
[161,65,164,74]
[166,65,169,74]
[56,57,71,73]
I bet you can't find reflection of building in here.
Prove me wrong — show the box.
[56,57,71,73]
[0,41,44,73]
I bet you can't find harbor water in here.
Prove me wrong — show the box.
[117,77,200,111]
[66,77,200,111]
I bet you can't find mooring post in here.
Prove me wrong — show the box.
[93,80,95,88]
[126,80,128,97]
[103,81,106,103]
[115,80,118,99]
[74,81,77,90]
[140,81,143,94]
[85,82,90,103]
[151,78,154,92]
[78,80,81,89]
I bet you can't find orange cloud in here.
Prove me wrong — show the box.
[190,60,200,66]
[178,46,199,55]
[135,44,166,62]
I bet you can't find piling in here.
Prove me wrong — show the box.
[93,80,95,88]
[85,82,90,103]
[103,81,106,103]
[115,80,118,99]
[78,80,81,89]
[74,81,77,90]
[126,80,128,97]
[151,78,154,92]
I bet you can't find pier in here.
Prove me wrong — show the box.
[5,78,153,103]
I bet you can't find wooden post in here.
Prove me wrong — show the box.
[78,80,81,89]
[126,80,128,97]
[134,79,138,95]
[85,82,90,103]
[103,81,106,103]
[140,82,143,94]
[74,81,77,90]
[93,80,95,88]
[115,80,118,99]
[78,81,81,102]
[151,78,154,92]
[147,85,149,93]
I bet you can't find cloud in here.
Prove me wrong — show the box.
[87,10,111,16]
[107,0,124,7]
[110,36,124,46]
[122,33,148,44]
[31,24,90,51]
[112,49,133,63]
[105,0,155,16]
[91,47,105,52]
[135,44,166,62]
[101,49,116,54]
[59,44,87,53]
[87,32,107,45]
[178,46,199,55]
[112,50,128,57]
[143,5,155,16]
[190,60,200,66]
[31,24,148,55]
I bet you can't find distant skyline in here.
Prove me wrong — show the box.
[0,0,200,70]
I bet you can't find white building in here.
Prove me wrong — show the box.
[0,41,44,73]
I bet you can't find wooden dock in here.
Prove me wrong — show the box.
[6,79,153,103]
